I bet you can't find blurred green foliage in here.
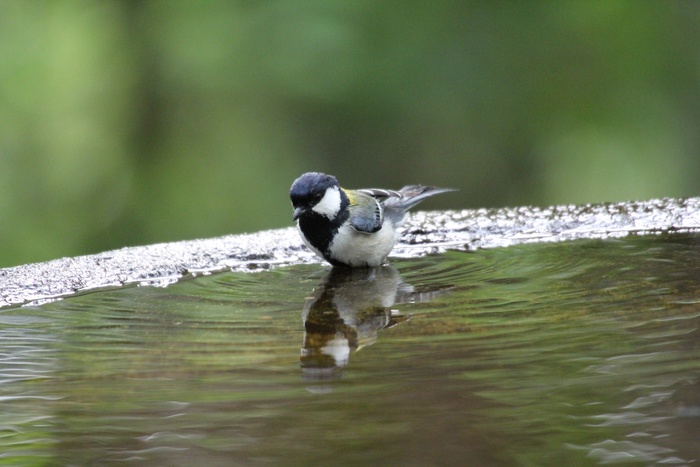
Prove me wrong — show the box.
[1,1,698,267]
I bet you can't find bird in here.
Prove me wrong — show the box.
[289,172,454,267]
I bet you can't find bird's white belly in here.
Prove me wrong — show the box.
[329,223,400,267]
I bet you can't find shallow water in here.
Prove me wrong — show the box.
[1,233,700,465]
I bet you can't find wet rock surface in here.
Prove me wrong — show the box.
[2,197,700,308]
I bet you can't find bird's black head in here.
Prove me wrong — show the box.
[290,172,340,220]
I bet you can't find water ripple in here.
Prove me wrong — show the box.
[1,233,700,464]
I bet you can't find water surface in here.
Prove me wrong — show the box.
[2,233,700,465]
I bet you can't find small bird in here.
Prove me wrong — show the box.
[290,172,454,267]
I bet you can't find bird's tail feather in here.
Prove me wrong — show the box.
[385,186,456,211]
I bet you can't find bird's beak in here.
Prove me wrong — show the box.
[292,206,305,221]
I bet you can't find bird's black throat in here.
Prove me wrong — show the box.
[298,206,350,265]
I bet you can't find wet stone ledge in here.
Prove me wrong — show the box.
[2,197,700,309]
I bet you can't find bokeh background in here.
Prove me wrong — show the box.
[1,1,699,267]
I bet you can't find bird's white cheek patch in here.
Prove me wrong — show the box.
[312,186,341,219]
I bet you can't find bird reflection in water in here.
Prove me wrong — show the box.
[300,265,446,383]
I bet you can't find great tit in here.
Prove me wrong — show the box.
[289,172,454,267]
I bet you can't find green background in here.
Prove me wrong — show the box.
[1,1,698,267]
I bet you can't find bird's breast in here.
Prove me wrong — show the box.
[297,215,336,255]
[328,222,400,267]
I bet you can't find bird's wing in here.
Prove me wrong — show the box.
[356,188,403,201]
[345,189,395,233]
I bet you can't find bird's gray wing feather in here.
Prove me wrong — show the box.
[356,188,403,200]
[347,190,392,233]
[349,185,456,232]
